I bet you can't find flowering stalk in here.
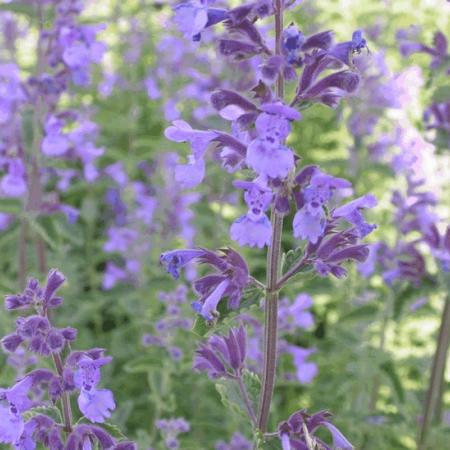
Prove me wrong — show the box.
[257,0,285,432]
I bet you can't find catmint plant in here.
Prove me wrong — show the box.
[0,269,136,449]
[160,0,377,447]
[0,0,106,288]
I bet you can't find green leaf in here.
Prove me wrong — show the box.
[341,303,379,322]
[124,352,163,373]
[101,422,127,440]
[282,246,304,274]
[0,198,22,214]
[28,219,57,249]
[380,360,405,403]
[23,405,62,423]
[431,84,450,103]
[215,370,260,423]
[242,369,261,411]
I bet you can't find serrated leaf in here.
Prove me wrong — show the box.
[242,369,261,410]
[215,370,260,424]
[23,405,62,423]
[282,246,304,274]
[215,379,247,420]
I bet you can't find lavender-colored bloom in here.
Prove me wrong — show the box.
[193,326,247,378]
[173,1,228,41]
[1,159,26,197]
[279,293,314,331]
[293,169,352,244]
[155,418,190,450]
[230,180,272,248]
[161,247,249,318]
[286,345,317,384]
[333,194,378,238]
[0,377,32,444]
[78,388,115,423]
[102,263,127,290]
[4,269,65,313]
[65,424,115,450]
[103,227,138,253]
[160,249,205,279]
[246,105,300,179]
[330,30,368,66]
[278,410,353,450]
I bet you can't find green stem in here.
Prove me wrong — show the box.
[418,290,450,449]
[52,352,73,433]
[369,288,393,412]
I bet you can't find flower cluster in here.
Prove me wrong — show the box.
[193,326,247,379]
[278,409,353,450]
[0,0,107,235]
[0,270,135,449]
[155,417,190,450]
[161,247,250,320]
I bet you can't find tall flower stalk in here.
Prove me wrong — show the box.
[161,0,376,447]
[257,0,285,433]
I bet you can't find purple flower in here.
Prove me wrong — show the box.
[4,269,65,312]
[230,180,273,248]
[293,169,352,244]
[278,410,353,450]
[173,1,228,41]
[0,377,32,444]
[72,354,116,423]
[193,326,247,378]
[77,388,116,423]
[333,194,378,238]
[65,424,115,450]
[160,249,205,279]
[246,105,300,179]
[286,345,317,384]
[329,30,368,66]
[103,227,138,253]
[41,116,71,156]
[161,247,250,319]
[155,418,190,450]
[164,120,217,188]
[1,159,27,198]
[279,293,314,331]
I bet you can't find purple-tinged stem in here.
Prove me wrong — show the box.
[418,291,450,449]
[236,374,257,426]
[256,0,285,433]
[275,257,308,291]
